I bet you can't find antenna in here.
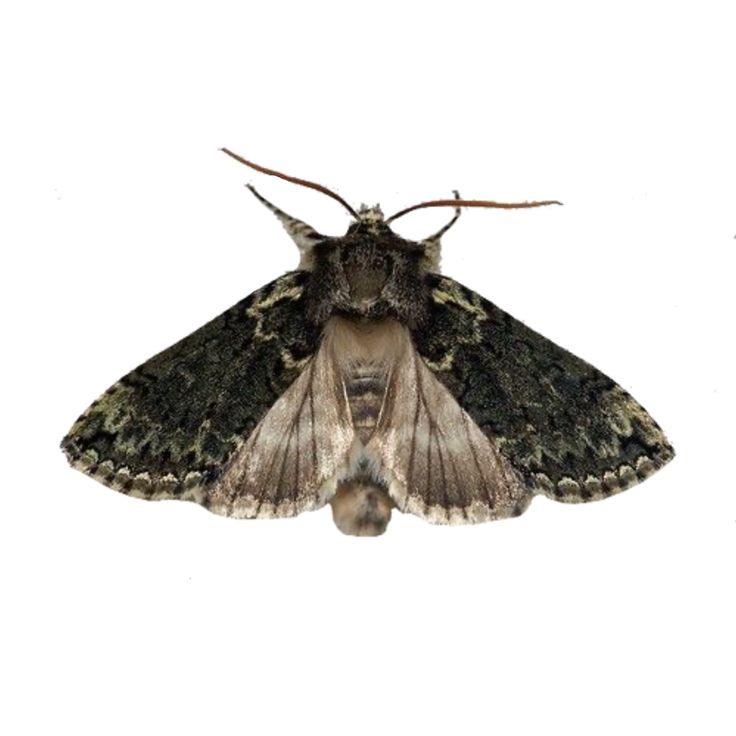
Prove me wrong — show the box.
[387,197,562,223]
[221,148,359,219]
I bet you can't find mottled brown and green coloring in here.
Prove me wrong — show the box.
[62,162,674,535]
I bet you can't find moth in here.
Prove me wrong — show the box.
[61,150,674,536]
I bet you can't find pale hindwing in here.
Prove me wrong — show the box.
[369,343,530,524]
[207,340,355,519]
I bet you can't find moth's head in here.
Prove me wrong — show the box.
[220,149,561,325]
[343,204,395,242]
[355,203,386,227]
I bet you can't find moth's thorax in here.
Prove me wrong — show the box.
[304,225,431,327]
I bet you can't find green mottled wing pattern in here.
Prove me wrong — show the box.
[413,275,674,503]
[61,271,320,503]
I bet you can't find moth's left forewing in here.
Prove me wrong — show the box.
[413,275,674,506]
[61,271,338,514]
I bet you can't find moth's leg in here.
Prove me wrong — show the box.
[422,190,462,245]
[420,191,462,270]
[246,184,323,259]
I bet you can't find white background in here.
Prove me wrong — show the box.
[2,2,734,735]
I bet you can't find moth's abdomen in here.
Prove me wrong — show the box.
[330,479,393,537]
[345,365,388,444]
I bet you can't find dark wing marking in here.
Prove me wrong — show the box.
[61,271,322,506]
[412,275,674,503]
[207,335,355,518]
[368,338,529,524]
